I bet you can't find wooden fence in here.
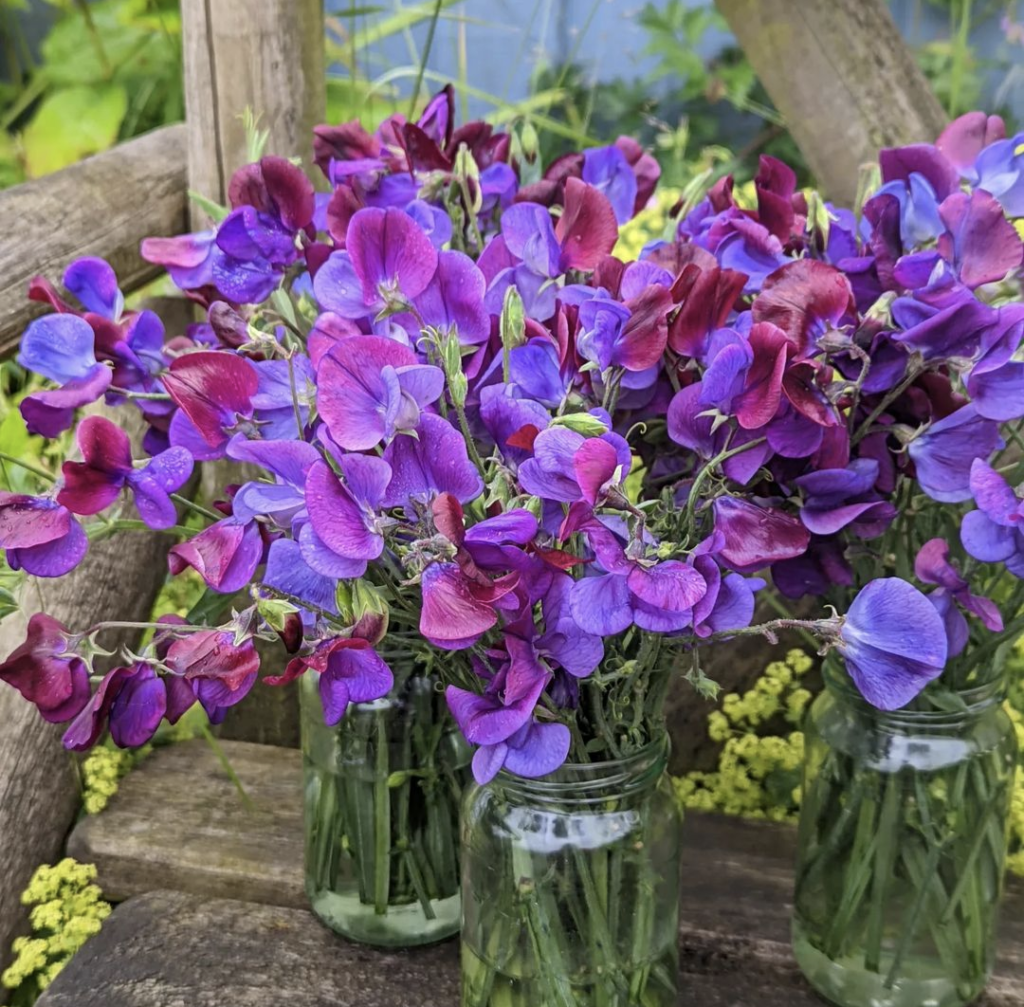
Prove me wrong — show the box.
[0,0,944,973]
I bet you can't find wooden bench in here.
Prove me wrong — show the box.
[32,740,1024,1006]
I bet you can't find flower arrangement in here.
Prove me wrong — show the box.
[2,87,1024,1005]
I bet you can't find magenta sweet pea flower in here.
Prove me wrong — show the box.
[168,516,263,593]
[936,189,1023,290]
[316,335,444,451]
[711,497,810,574]
[0,613,90,723]
[164,630,260,723]
[519,427,631,506]
[162,350,259,450]
[57,416,193,529]
[0,492,88,578]
[915,538,1003,655]
[837,578,948,710]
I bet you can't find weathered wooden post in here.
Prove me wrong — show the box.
[180,0,327,744]
[714,0,947,204]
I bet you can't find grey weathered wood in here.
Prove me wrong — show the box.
[65,739,1024,1006]
[181,0,326,227]
[0,125,188,360]
[714,0,947,204]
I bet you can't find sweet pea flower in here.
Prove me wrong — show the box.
[164,630,261,723]
[963,130,1024,217]
[915,538,1003,656]
[316,335,444,451]
[162,350,259,451]
[795,459,896,538]
[836,577,948,710]
[17,314,112,437]
[63,662,170,751]
[576,286,673,378]
[468,717,572,784]
[907,404,1003,503]
[57,416,193,530]
[936,189,1023,290]
[0,614,90,723]
[711,497,810,574]
[582,144,638,224]
[168,516,263,593]
[0,492,88,577]
[936,111,1007,179]
[960,459,1024,576]
[519,427,632,506]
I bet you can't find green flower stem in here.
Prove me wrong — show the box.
[864,770,902,972]
[373,711,391,915]
[0,450,55,482]
[885,839,949,989]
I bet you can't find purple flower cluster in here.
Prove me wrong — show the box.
[6,93,1023,768]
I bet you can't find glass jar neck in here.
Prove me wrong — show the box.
[823,657,1007,728]
[497,735,669,805]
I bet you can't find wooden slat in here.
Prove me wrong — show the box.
[65,740,1024,1005]
[0,124,188,360]
[714,0,947,204]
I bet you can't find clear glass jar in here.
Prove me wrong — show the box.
[460,736,681,1007]
[300,657,470,947]
[793,659,1017,1007]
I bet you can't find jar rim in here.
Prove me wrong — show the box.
[496,733,669,799]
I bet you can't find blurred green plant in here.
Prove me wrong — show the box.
[1,0,183,186]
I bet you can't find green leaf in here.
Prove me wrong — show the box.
[22,84,128,177]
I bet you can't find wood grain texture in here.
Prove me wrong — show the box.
[0,125,188,360]
[65,739,1024,1005]
[181,0,326,227]
[714,0,947,204]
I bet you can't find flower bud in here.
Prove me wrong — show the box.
[337,580,390,646]
[550,413,610,437]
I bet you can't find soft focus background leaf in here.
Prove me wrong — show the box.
[22,82,127,176]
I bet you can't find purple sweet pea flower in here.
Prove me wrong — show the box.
[0,492,88,578]
[969,131,1024,217]
[873,173,944,248]
[967,305,1024,421]
[250,357,316,439]
[960,459,1024,577]
[312,638,394,726]
[381,413,484,509]
[508,339,571,408]
[478,384,552,467]
[837,577,948,710]
[576,287,672,377]
[0,614,90,724]
[17,314,112,436]
[141,231,217,290]
[914,538,1002,656]
[395,250,490,345]
[519,427,631,506]
[56,416,193,530]
[313,207,439,320]
[303,455,391,575]
[907,404,1003,503]
[226,437,320,529]
[795,459,896,538]
[167,516,263,593]
[568,516,707,635]
[262,537,339,622]
[316,335,444,451]
[63,661,168,751]
[937,189,1023,290]
[689,537,764,638]
[470,718,572,784]
[772,536,853,600]
[63,257,124,319]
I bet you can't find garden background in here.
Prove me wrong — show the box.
[2,0,1024,1002]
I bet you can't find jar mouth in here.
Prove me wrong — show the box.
[824,657,1006,724]
[496,734,669,801]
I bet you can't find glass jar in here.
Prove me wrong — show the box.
[460,737,681,1007]
[793,659,1017,1007]
[300,656,470,947]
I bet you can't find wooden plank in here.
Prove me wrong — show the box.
[0,125,188,360]
[181,0,326,226]
[66,739,1024,1004]
[714,0,947,204]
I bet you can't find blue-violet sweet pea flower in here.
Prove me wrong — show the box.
[519,427,632,506]
[836,577,948,710]
[63,661,170,751]
[907,404,1003,503]
[795,459,896,538]
[960,458,1024,577]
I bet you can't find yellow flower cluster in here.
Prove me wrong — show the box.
[81,745,143,815]
[1,860,110,997]
[614,187,682,262]
[675,649,814,823]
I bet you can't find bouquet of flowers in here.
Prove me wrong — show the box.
[2,86,1022,1006]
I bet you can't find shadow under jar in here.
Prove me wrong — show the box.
[300,656,471,947]
[460,736,681,1007]
[793,658,1017,1007]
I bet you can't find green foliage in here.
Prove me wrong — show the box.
[0,860,111,1005]
[1,0,183,185]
